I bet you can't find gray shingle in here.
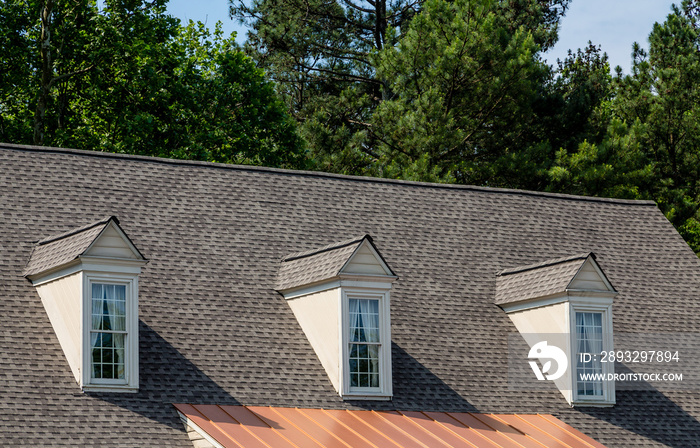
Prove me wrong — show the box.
[1,143,699,447]
[276,236,365,291]
[495,253,590,305]
[23,218,112,277]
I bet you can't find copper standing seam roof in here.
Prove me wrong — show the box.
[174,404,608,448]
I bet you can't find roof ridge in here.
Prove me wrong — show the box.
[498,252,593,276]
[282,235,368,262]
[37,216,116,246]
[0,143,658,206]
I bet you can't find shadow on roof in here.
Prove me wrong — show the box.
[580,363,700,447]
[86,320,241,432]
[351,342,480,412]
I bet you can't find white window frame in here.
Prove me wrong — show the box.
[82,272,139,392]
[340,287,392,400]
[569,301,615,405]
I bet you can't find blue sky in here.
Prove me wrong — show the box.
[547,0,676,73]
[166,0,678,74]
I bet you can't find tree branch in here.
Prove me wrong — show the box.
[48,65,95,89]
[296,61,381,85]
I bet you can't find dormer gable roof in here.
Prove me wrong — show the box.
[23,216,146,279]
[275,235,396,292]
[495,252,616,306]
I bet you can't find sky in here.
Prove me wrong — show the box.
[546,0,677,74]
[166,0,679,75]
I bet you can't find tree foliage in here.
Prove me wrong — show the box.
[549,0,700,252]
[0,0,307,168]
[233,0,570,176]
[367,0,544,183]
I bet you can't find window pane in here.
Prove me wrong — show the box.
[359,359,368,373]
[113,316,126,332]
[359,374,369,387]
[575,311,604,397]
[114,284,126,300]
[91,331,126,380]
[91,333,100,364]
[91,283,126,331]
[92,299,102,330]
[349,299,379,343]
[349,343,380,388]
[102,347,113,363]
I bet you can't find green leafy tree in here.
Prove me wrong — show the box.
[232,0,419,174]
[233,0,570,175]
[0,0,35,142]
[549,44,613,152]
[69,20,307,167]
[546,118,655,199]
[363,0,545,183]
[490,43,614,191]
[0,1,307,168]
[618,1,700,251]
[0,0,99,145]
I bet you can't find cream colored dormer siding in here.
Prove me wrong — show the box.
[507,301,573,403]
[569,260,610,291]
[342,243,392,275]
[508,301,569,334]
[35,272,83,383]
[84,224,141,260]
[286,288,341,392]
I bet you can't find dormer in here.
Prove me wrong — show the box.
[276,235,397,400]
[24,217,147,392]
[496,253,617,406]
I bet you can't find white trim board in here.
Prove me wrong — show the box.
[501,291,616,313]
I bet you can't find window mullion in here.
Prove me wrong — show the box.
[347,296,382,390]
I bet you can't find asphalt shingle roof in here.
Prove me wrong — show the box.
[495,253,591,305]
[1,143,700,447]
[22,217,113,277]
[276,235,366,291]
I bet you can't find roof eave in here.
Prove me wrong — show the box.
[24,258,82,283]
[26,256,149,286]
[277,272,398,299]
[499,290,617,313]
